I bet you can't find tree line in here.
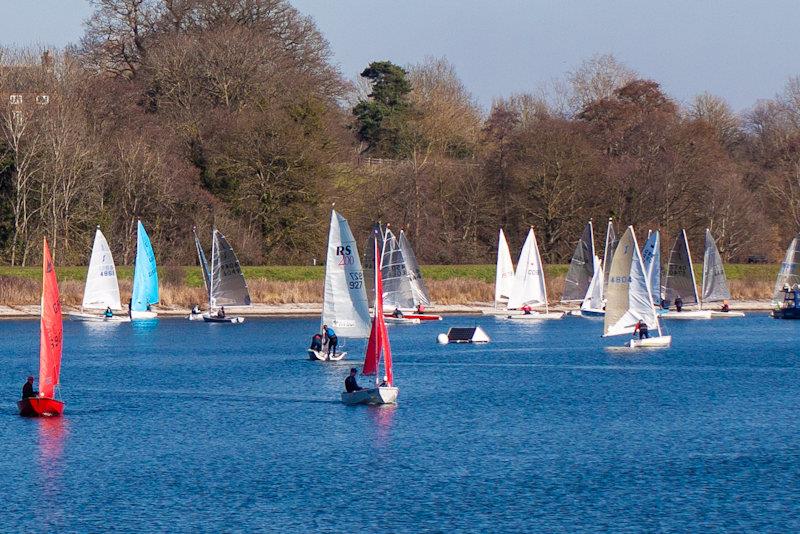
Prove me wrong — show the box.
[0,0,794,266]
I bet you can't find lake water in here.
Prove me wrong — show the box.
[1,313,799,532]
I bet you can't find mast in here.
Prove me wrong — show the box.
[210,228,217,307]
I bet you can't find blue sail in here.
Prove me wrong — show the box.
[132,221,159,311]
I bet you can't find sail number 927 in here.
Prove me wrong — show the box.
[348,272,363,290]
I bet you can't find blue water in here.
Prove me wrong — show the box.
[1,314,799,532]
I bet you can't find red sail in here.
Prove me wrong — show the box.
[39,239,62,399]
[363,233,390,378]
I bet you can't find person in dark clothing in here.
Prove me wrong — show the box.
[323,324,338,357]
[521,304,532,315]
[633,320,649,340]
[217,307,226,318]
[310,333,323,351]
[345,368,364,393]
[392,307,404,318]
[22,376,37,399]
[674,296,683,312]
[104,306,113,318]
[720,300,730,313]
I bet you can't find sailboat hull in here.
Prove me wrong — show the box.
[341,386,398,405]
[384,313,441,321]
[507,311,565,320]
[482,308,523,316]
[384,317,421,325]
[68,312,130,322]
[17,397,64,417]
[628,335,672,348]
[130,310,158,320]
[661,310,712,320]
[710,311,746,318]
[573,308,605,317]
[308,349,347,362]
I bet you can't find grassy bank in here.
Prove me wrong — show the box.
[0,264,779,307]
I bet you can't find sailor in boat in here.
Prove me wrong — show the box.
[128,298,132,318]
[633,319,649,340]
[720,300,730,313]
[674,295,683,312]
[416,304,425,314]
[104,306,114,318]
[217,306,226,318]
[392,307,404,318]
[191,304,201,315]
[310,333,323,352]
[323,324,338,358]
[345,368,364,393]
[521,304,533,315]
[22,376,37,399]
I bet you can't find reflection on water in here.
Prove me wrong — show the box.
[368,404,396,446]
[131,318,159,336]
[36,417,68,529]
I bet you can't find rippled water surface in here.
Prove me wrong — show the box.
[1,313,799,532]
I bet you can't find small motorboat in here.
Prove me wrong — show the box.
[202,312,245,324]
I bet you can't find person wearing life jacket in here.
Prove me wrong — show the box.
[674,295,683,312]
[633,319,649,340]
[720,300,730,313]
[104,306,113,318]
[416,304,425,314]
[521,304,533,315]
[21,376,37,399]
[392,307,404,318]
[310,333,323,352]
[323,324,338,357]
[345,368,363,393]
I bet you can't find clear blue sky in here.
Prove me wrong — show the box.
[2,0,799,112]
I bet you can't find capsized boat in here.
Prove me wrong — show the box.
[130,220,159,320]
[506,227,564,320]
[604,226,671,348]
[702,229,745,318]
[309,210,372,361]
[661,229,712,320]
[342,233,398,406]
[19,239,65,417]
[771,234,800,319]
[191,227,251,323]
[69,227,129,322]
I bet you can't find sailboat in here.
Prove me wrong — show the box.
[771,234,800,319]
[481,228,517,315]
[604,226,671,348]
[309,210,372,361]
[641,230,662,308]
[507,227,564,320]
[190,227,251,323]
[702,229,745,318]
[379,226,438,322]
[341,229,398,405]
[562,221,595,304]
[69,227,129,322]
[602,218,618,292]
[662,229,712,319]
[18,238,65,417]
[578,255,604,316]
[130,220,159,320]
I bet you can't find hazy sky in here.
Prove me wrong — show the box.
[2,0,799,112]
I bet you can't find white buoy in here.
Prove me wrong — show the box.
[437,333,449,344]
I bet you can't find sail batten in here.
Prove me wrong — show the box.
[702,229,731,303]
[321,210,371,338]
[209,229,251,308]
[664,229,699,306]
[82,228,122,310]
[40,238,62,399]
[131,221,159,311]
[494,229,515,306]
[507,228,548,309]
[562,222,595,302]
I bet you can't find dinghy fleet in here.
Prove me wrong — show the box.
[15,211,797,416]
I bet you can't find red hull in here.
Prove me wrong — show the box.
[17,397,64,417]
[384,314,442,321]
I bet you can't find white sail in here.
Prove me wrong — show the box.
[581,255,604,311]
[562,221,595,302]
[664,229,699,306]
[641,230,662,305]
[604,226,660,337]
[321,210,372,338]
[494,228,515,306]
[209,229,251,308]
[507,227,548,309]
[773,234,800,304]
[398,231,431,307]
[602,218,618,290]
[380,228,415,309]
[82,227,122,310]
[702,229,731,303]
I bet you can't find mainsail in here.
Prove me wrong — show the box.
[603,226,660,337]
[773,234,800,304]
[603,218,618,289]
[702,229,731,303]
[209,229,251,308]
[131,220,159,312]
[363,232,393,386]
[562,221,595,302]
[494,228,515,306]
[580,255,604,311]
[641,230,662,305]
[82,227,122,310]
[380,228,415,309]
[193,227,211,292]
[40,238,63,399]
[508,227,548,309]
[398,231,431,307]
[664,229,699,306]
[321,210,371,338]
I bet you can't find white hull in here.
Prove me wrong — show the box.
[341,386,398,405]
[571,308,605,317]
[628,335,672,348]
[130,310,158,320]
[384,317,421,325]
[481,308,522,316]
[710,311,746,318]
[68,312,130,323]
[202,313,245,323]
[308,349,346,362]
[661,310,713,320]
[507,311,565,320]
[188,313,205,321]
